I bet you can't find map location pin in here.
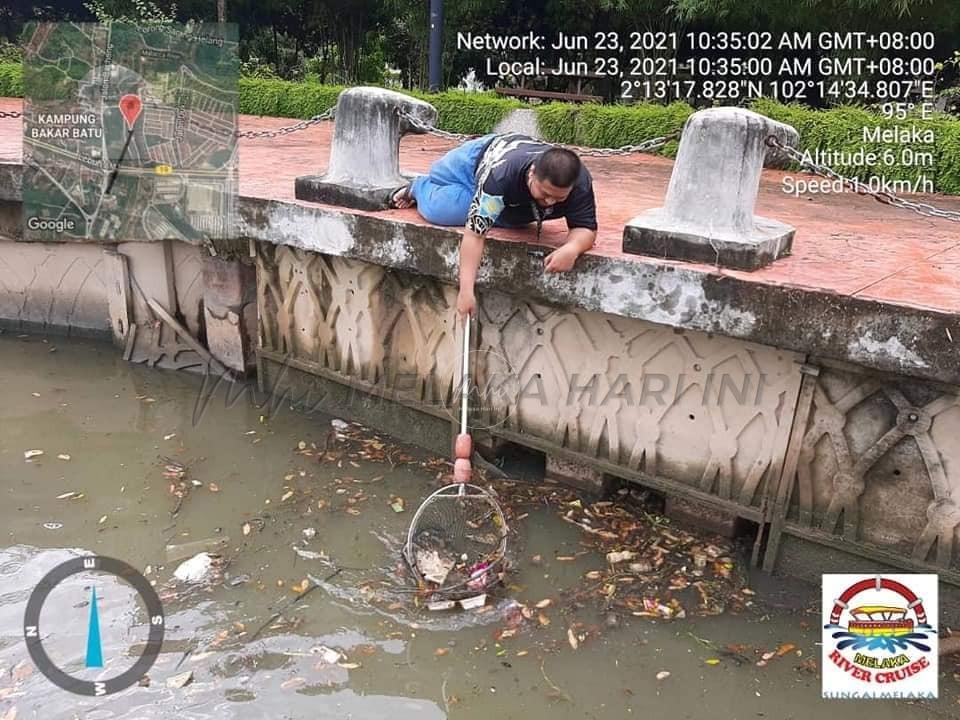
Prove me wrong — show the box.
[118,94,143,130]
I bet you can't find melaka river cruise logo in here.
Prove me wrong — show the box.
[822,574,937,699]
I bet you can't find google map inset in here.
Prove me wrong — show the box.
[21,21,238,242]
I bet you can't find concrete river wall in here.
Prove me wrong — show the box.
[1,94,959,617]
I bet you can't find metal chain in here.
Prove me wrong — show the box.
[398,110,476,143]
[398,108,678,156]
[767,135,960,223]
[573,133,679,156]
[236,108,335,138]
[0,110,23,118]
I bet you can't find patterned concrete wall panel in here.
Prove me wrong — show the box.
[477,291,804,507]
[782,363,960,570]
[171,241,206,337]
[257,245,460,396]
[0,240,109,332]
[380,275,459,407]
[256,243,804,514]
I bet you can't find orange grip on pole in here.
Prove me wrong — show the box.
[453,458,472,483]
[454,433,472,459]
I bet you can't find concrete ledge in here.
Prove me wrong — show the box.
[665,495,739,538]
[2,160,957,388]
[238,196,960,388]
[772,532,960,626]
[545,454,612,495]
[0,318,112,340]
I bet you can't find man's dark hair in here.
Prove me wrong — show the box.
[534,148,581,188]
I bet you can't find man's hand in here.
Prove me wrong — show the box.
[543,244,579,273]
[544,228,596,273]
[457,289,476,317]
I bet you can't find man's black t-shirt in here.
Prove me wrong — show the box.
[465,134,598,236]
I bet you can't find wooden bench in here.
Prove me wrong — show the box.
[494,66,606,103]
[494,87,603,103]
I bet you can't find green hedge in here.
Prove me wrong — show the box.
[239,77,345,119]
[0,62,22,96]
[2,62,959,193]
[239,77,522,135]
[537,101,691,157]
[408,90,523,135]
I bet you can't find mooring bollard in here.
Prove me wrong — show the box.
[295,86,438,211]
[623,107,799,271]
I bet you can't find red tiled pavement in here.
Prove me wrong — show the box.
[2,98,958,315]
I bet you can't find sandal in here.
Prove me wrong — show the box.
[387,183,416,209]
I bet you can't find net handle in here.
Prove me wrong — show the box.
[460,313,470,435]
[458,315,471,498]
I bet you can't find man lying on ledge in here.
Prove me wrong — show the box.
[390,133,598,317]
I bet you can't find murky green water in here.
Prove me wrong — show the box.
[0,335,955,719]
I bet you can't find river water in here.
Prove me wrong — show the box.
[0,334,954,719]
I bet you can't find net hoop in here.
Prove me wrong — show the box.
[403,482,509,599]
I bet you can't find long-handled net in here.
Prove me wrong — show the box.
[404,314,508,606]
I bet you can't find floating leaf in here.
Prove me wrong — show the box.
[242,522,251,536]
[776,643,796,656]
[57,454,71,461]
[281,676,306,690]
[655,671,670,681]
[567,628,579,650]
[98,515,107,524]
[537,613,551,626]
[281,491,294,502]
[705,658,721,666]
[208,483,220,492]
[24,450,43,460]
[434,648,449,657]
[535,599,552,609]
[166,671,193,688]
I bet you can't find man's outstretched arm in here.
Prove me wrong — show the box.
[457,228,485,316]
[544,227,596,273]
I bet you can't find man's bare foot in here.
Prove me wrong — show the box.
[390,184,415,209]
